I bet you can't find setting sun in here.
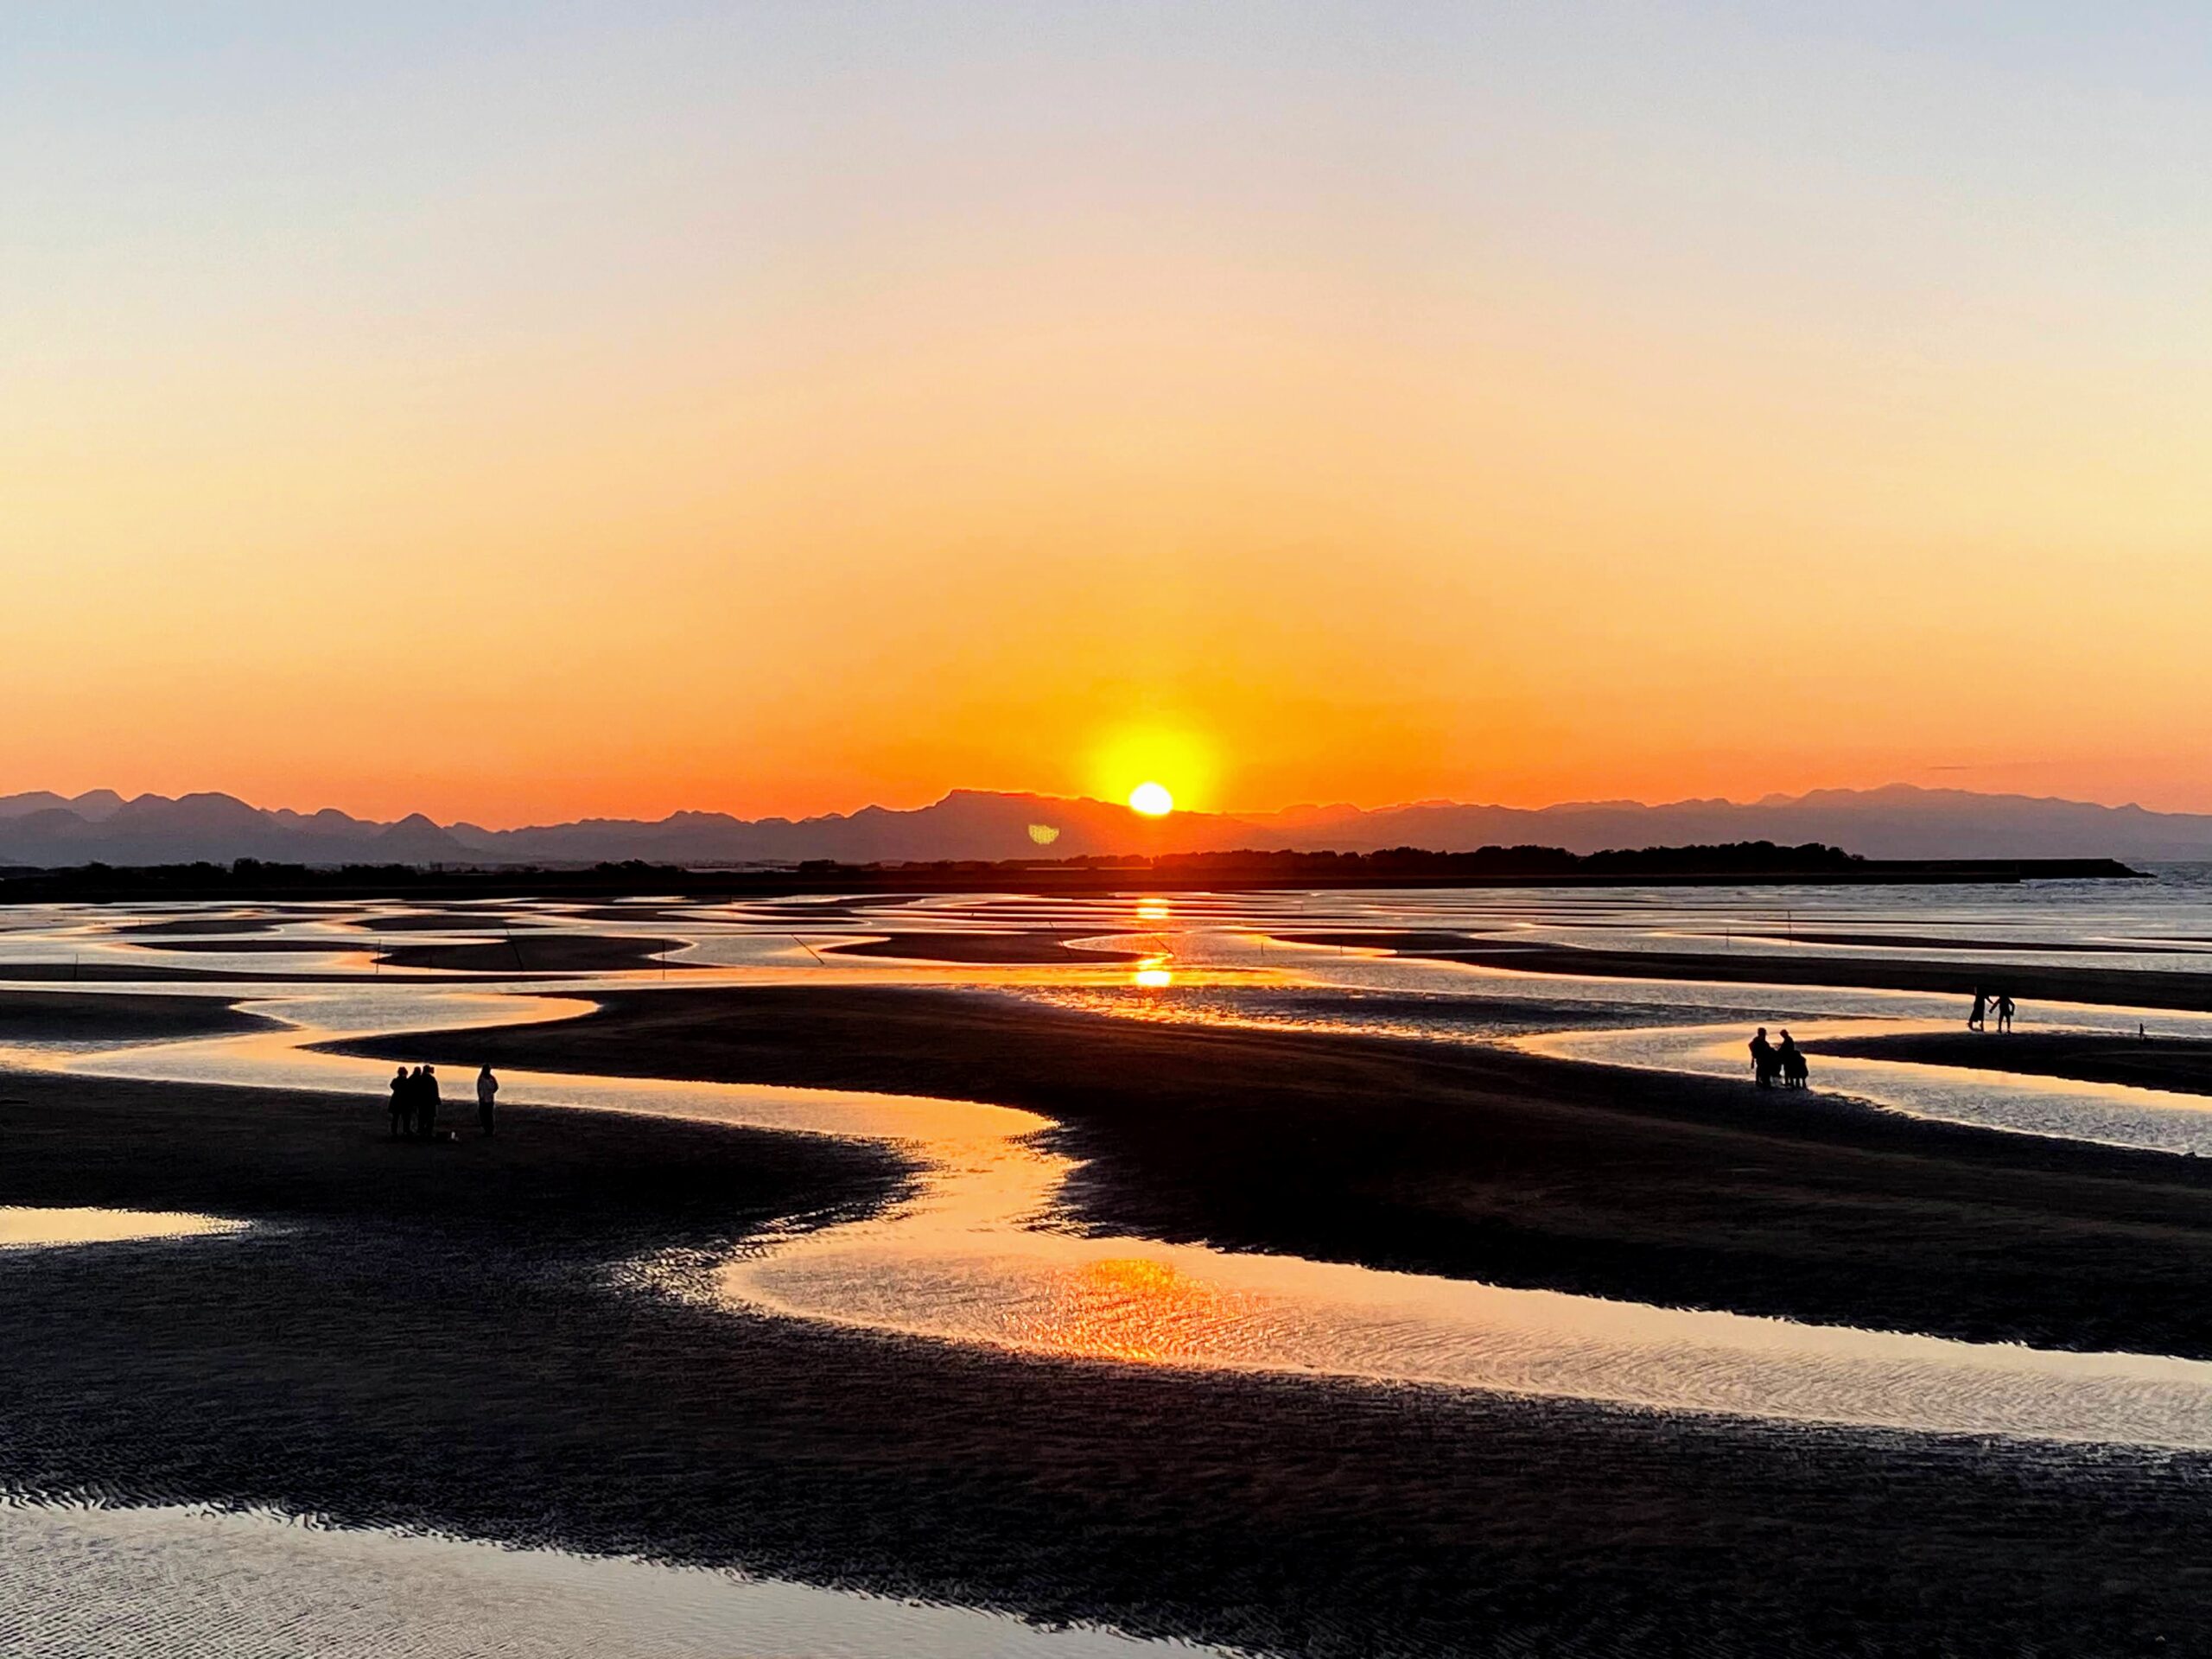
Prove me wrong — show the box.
[1128,782,1174,817]
[1090,728,1213,816]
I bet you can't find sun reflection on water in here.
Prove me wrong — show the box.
[1013,1256,1267,1365]
[0,1206,246,1248]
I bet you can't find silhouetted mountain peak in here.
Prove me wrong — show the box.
[0,791,79,821]
[0,781,2205,868]
[114,791,263,830]
[371,814,468,859]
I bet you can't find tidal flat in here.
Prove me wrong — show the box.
[9,880,2212,1653]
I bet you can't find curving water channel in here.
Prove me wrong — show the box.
[12,903,2212,1448]
[20,883,2212,1645]
[21,889,2212,1645]
[0,1501,1234,1659]
[17,884,2212,1439]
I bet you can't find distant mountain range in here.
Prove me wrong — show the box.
[0,784,2207,869]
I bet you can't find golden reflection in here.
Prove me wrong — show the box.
[1020,1256,1260,1364]
[0,1206,244,1248]
[1134,957,1173,988]
[1135,898,1172,923]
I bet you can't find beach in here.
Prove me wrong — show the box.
[7,882,2212,1652]
[340,982,2212,1355]
[0,1062,2207,1656]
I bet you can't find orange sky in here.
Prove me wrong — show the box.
[8,6,2212,827]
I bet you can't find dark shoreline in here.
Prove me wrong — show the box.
[333,983,2212,1361]
[1281,931,2212,1012]
[2,1065,2210,1655]
[820,931,1148,963]
[372,933,687,972]
[111,932,689,972]
[1812,1029,2212,1096]
[0,855,2144,906]
[0,990,278,1043]
[1709,929,2206,954]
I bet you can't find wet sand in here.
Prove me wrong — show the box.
[1814,1029,2212,1096]
[337,985,2212,1359]
[1281,931,2212,1011]
[128,938,392,954]
[0,990,276,1043]
[2,1065,2209,1655]
[0,940,679,983]
[358,909,573,931]
[823,932,1147,964]
[0,963,344,983]
[1701,930,2204,954]
[373,935,689,972]
[1272,930,1499,954]
[111,917,282,938]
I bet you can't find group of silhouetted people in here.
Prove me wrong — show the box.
[1748,1026,1808,1089]
[388,1063,499,1140]
[1968,988,2017,1033]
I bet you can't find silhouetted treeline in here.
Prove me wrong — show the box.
[0,844,2141,906]
[1060,841,1872,878]
[0,858,695,904]
[799,842,2137,886]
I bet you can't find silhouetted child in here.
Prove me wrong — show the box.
[1994,993,2015,1033]
[477,1065,499,1137]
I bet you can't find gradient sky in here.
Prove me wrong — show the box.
[8,3,2212,825]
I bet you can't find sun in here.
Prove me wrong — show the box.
[1128,781,1174,817]
[1090,727,1212,812]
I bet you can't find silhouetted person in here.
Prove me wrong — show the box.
[419,1065,441,1140]
[1994,993,2016,1034]
[476,1065,499,1137]
[1777,1030,1808,1088]
[1968,988,1987,1033]
[388,1066,410,1138]
[1749,1027,1777,1088]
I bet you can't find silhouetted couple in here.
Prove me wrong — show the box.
[387,1063,499,1139]
[1749,1026,1808,1090]
[1969,988,2016,1033]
